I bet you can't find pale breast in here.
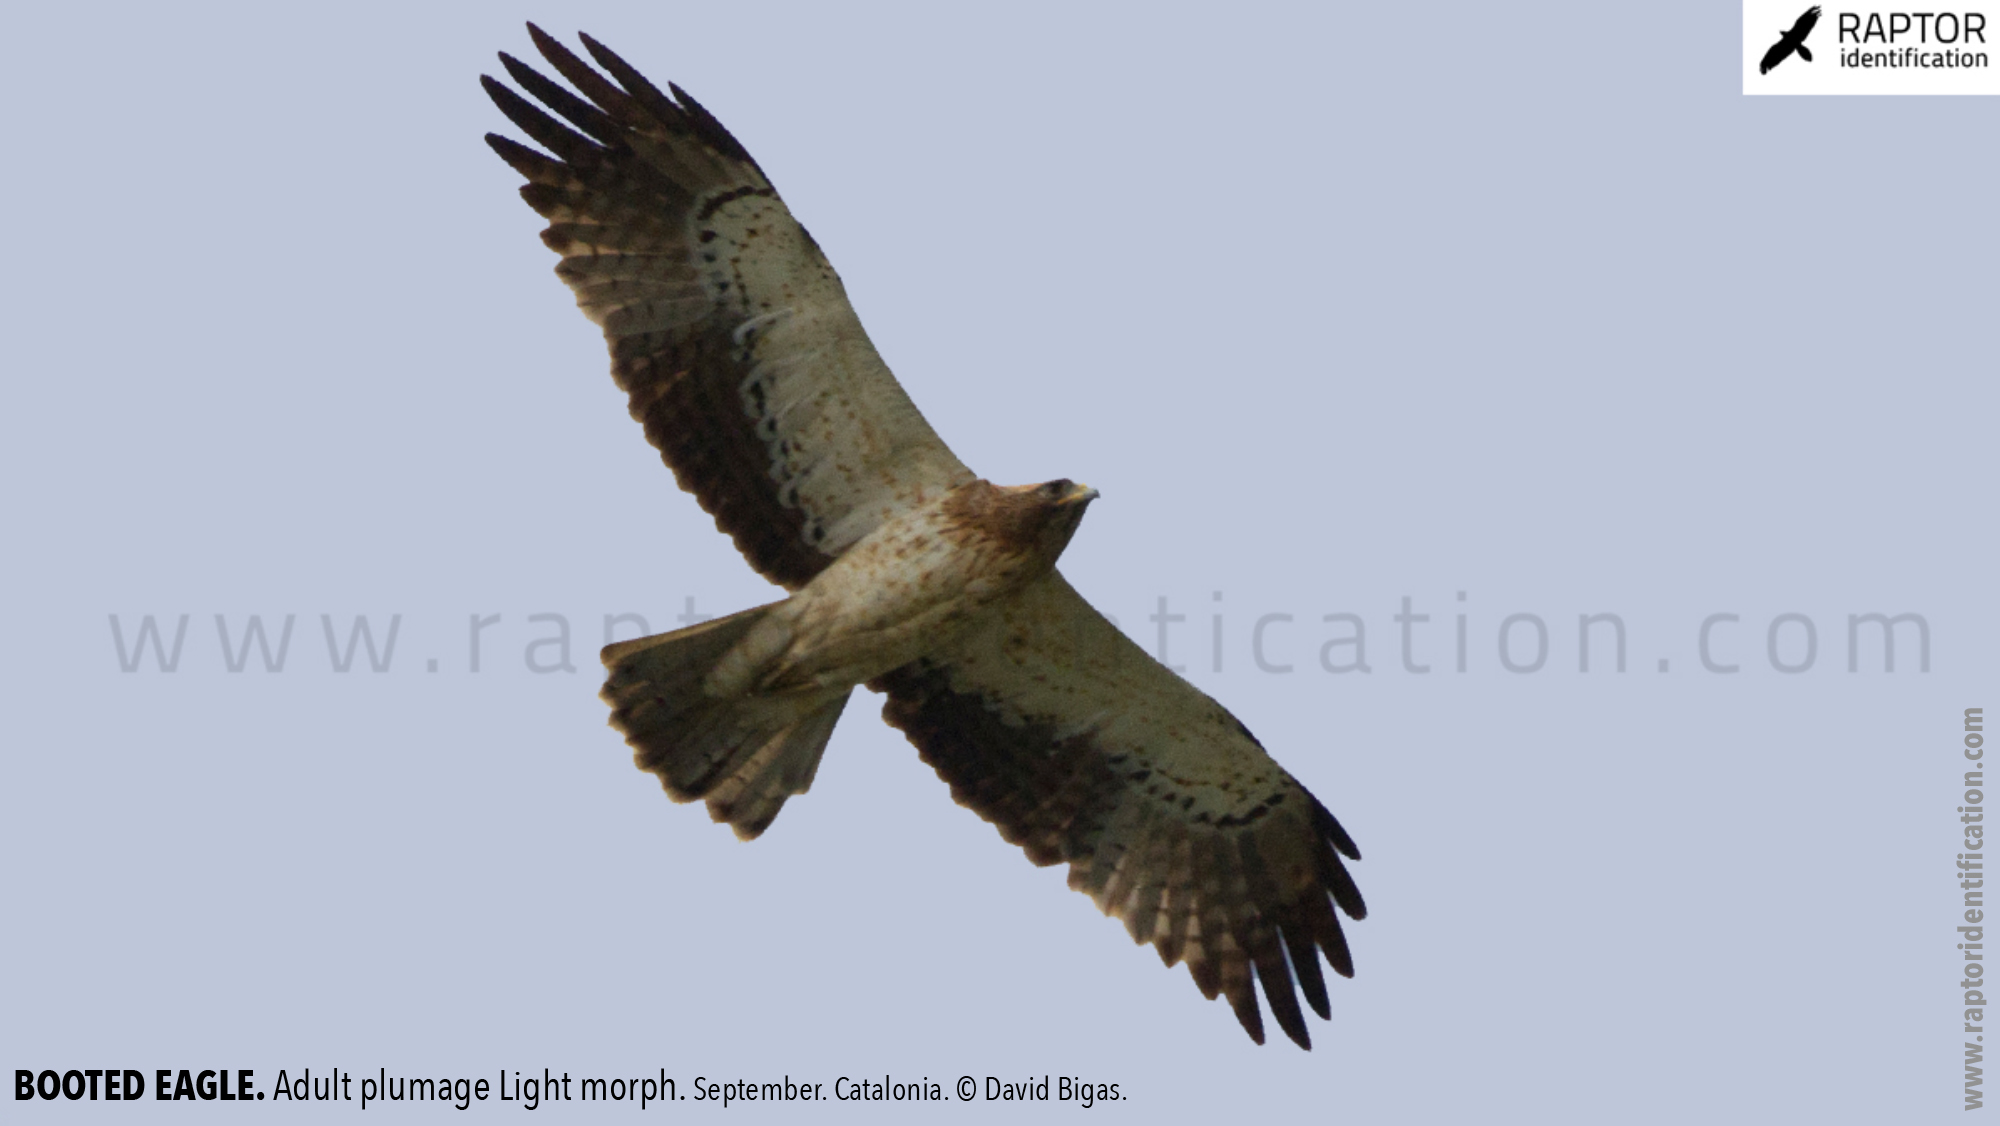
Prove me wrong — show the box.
[749,488,1048,692]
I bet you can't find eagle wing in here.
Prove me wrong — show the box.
[483,27,974,590]
[873,573,1366,1049]
[1759,39,1794,74]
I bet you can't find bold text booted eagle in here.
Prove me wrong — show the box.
[482,25,1365,1050]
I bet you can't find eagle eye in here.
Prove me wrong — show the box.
[1040,479,1071,499]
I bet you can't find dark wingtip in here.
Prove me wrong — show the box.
[575,30,636,84]
[665,80,766,175]
[479,73,538,124]
[525,23,579,76]
[1300,981,1332,1021]
[1232,999,1266,1046]
[1252,952,1311,1049]
[1271,1001,1311,1050]
[1309,793,1362,860]
[1325,923,1356,978]
[1287,928,1332,1020]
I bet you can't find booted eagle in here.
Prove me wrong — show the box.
[483,25,1365,1050]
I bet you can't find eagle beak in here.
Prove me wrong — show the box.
[1060,483,1100,506]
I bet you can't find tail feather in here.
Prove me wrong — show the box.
[702,692,849,838]
[601,604,848,839]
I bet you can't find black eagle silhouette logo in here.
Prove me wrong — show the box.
[1761,6,1822,74]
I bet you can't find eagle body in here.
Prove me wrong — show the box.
[707,479,1097,699]
[485,25,1367,1050]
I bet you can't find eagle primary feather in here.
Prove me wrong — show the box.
[485,26,970,588]
[484,25,1366,1050]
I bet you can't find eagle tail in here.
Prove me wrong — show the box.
[601,606,851,839]
[1798,44,1813,62]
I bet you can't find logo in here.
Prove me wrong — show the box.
[1743,1,1998,94]
[1761,5,1824,72]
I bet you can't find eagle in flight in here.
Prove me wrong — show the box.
[482,25,1365,1050]
[1760,6,1822,74]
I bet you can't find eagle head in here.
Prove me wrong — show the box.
[948,478,1100,568]
[1022,477,1099,559]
